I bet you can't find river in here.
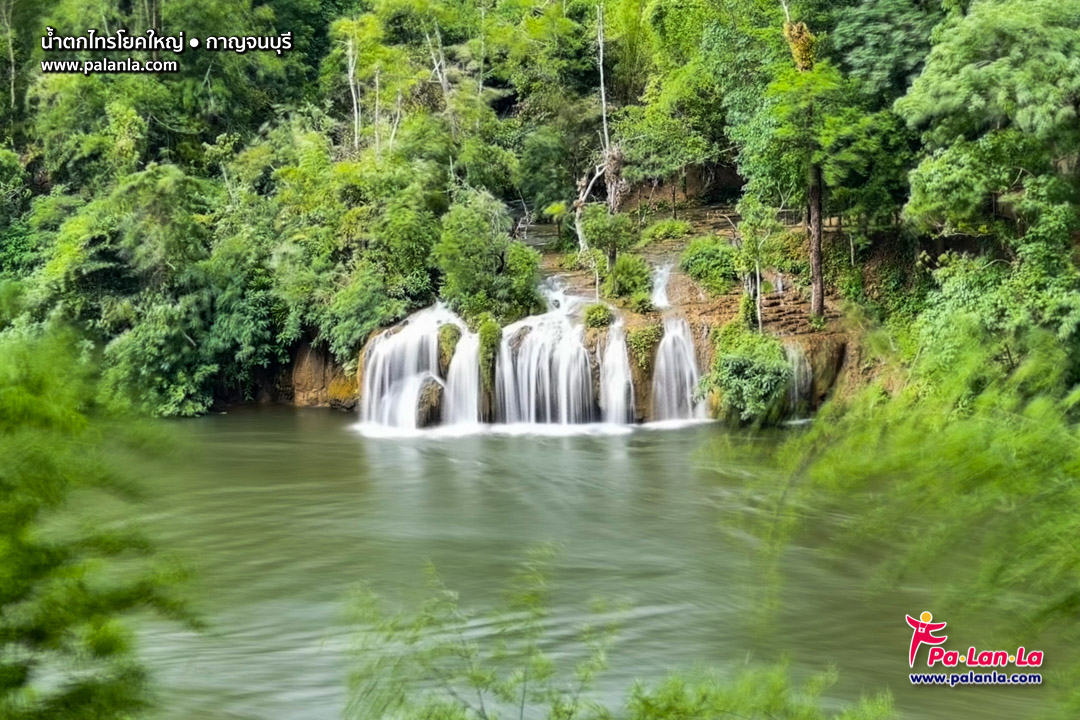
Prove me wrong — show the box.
[135,408,1056,719]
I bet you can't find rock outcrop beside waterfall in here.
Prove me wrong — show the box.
[287,342,358,410]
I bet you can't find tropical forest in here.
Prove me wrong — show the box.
[2,0,1079,718]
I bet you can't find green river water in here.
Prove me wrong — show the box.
[133,408,1056,719]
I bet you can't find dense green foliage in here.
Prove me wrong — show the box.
[628,666,893,720]
[703,321,790,423]
[627,323,663,372]
[628,291,654,314]
[640,218,692,245]
[476,313,502,395]
[581,205,638,267]
[584,302,614,329]
[680,237,740,296]
[0,319,191,719]
[4,0,1074,418]
[437,323,461,373]
[433,189,543,322]
[603,253,650,299]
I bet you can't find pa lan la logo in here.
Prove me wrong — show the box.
[905,611,1043,669]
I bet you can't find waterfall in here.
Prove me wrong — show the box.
[361,305,464,429]
[785,343,813,418]
[444,331,481,425]
[599,320,635,423]
[495,282,597,424]
[651,263,673,309]
[651,317,705,421]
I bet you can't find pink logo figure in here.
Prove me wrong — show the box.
[906,611,947,667]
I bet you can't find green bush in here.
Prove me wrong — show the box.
[584,303,615,328]
[604,253,651,298]
[680,236,739,295]
[476,313,502,393]
[627,323,664,372]
[437,323,461,372]
[641,218,693,246]
[1,326,193,718]
[433,189,543,324]
[582,205,638,263]
[629,291,654,314]
[701,321,790,424]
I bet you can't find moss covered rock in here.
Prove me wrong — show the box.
[438,323,462,378]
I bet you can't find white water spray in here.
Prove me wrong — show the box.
[785,343,813,419]
[495,282,597,424]
[444,331,481,425]
[651,317,705,421]
[599,320,635,423]
[650,263,673,309]
[361,305,464,429]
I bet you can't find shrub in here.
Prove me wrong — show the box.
[584,303,615,328]
[476,313,502,393]
[438,323,461,373]
[627,323,664,372]
[582,205,638,264]
[629,291,654,314]
[701,321,790,424]
[433,189,543,324]
[680,236,739,295]
[604,253,651,298]
[1,327,193,718]
[641,218,693,246]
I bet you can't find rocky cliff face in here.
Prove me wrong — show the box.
[288,342,358,410]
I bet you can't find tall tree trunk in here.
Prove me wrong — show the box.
[782,12,821,322]
[373,67,381,159]
[597,4,610,152]
[426,27,457,139]
[808,163,824,318]
[1,0,14,112]
[574,165,605,252]
[346,38,360,151]
[756,260,763,332]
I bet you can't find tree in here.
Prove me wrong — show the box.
[581,203,637,269]
[616,104,711,218]
[780,11,827,318]
[896,0,1080,241]
[833,0,944,103]
[329,16,385,153]
[0,322,192,719]
[432,187,542,322]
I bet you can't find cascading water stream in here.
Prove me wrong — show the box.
[361,305,464,429]
[495,282,598,424]
[785,343,813,419]
[599,320,635,423]
[444,331,481,425]
[651,317,705,421]
[650,263,673,309]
